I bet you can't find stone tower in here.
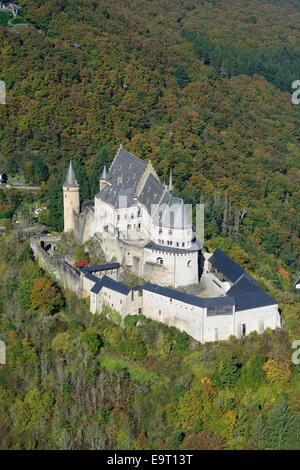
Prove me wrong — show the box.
[63,160,80,232]
[100,165,107,192]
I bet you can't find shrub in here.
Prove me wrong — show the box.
[81,328,103,355]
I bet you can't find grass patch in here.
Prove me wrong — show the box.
[0,11,13,26]
[99,353,168,385]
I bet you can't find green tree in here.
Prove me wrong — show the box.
[81,328,103,356]
[250,413,268,449]
[214,354,240,389]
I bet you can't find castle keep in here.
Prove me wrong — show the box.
[53,146,281,343]
[64,146,200,288]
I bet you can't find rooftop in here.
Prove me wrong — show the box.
[140,282,236,308]
[90,275,131,296]
[107,147,148,196]
[81,262,120,273]
[63,160,79,188]
[209,248,254,284]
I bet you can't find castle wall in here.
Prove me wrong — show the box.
[143,248,198,287]
[30,238,82,296]
[73,206,94,244]
[81,268,119,298]
[235,304,281,338]
[202,310,236,343]
[141,289,204,342]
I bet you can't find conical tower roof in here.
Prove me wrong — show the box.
[100,165,107,180]
[63,160,79,187]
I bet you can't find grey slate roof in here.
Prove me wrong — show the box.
[63,160,79,187]
[232,291,277,312]
[84,272,99,282]
[81,262,120,274]
[90,275,131,296]
[97,182,136,208]
[226,274,277,311]
[139,173,166,214]
[141,282,235,308]
[209,249,253,284]
[107,147,148,195]
[225,275,258,296]
[145,240,200,254]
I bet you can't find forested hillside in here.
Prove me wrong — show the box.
[0,0,300,450]
[0,236,300,450]
[0,0,299,276]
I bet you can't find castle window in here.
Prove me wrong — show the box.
[120,300,122,304]
[176,242,179,247]
[117,215,120,221]
[168,230,172,235]
[242,324,246,337]
[157,257,163,265]
[159,310,161,315]
[159,228,163,235]
[182,242,185,247]
[187,260,192,267]
[138,308,142,314]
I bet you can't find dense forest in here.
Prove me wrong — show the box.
[0,0,300,450]
[0,236,299,450]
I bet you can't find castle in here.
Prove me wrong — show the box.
[58,146,281,343]
[63,146,200,288]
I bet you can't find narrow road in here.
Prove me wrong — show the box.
[4,184,39,192]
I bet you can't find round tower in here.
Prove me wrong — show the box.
[63,160,80,232]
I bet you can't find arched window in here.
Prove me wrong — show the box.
[187,260,192,267]
[157,257,163,265]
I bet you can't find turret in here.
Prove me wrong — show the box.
[63,160,80,232]
[169,170,173,196]
[100,165,107,191]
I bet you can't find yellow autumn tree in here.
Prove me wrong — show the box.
[263,347,292,384]
[30,277,64,314]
